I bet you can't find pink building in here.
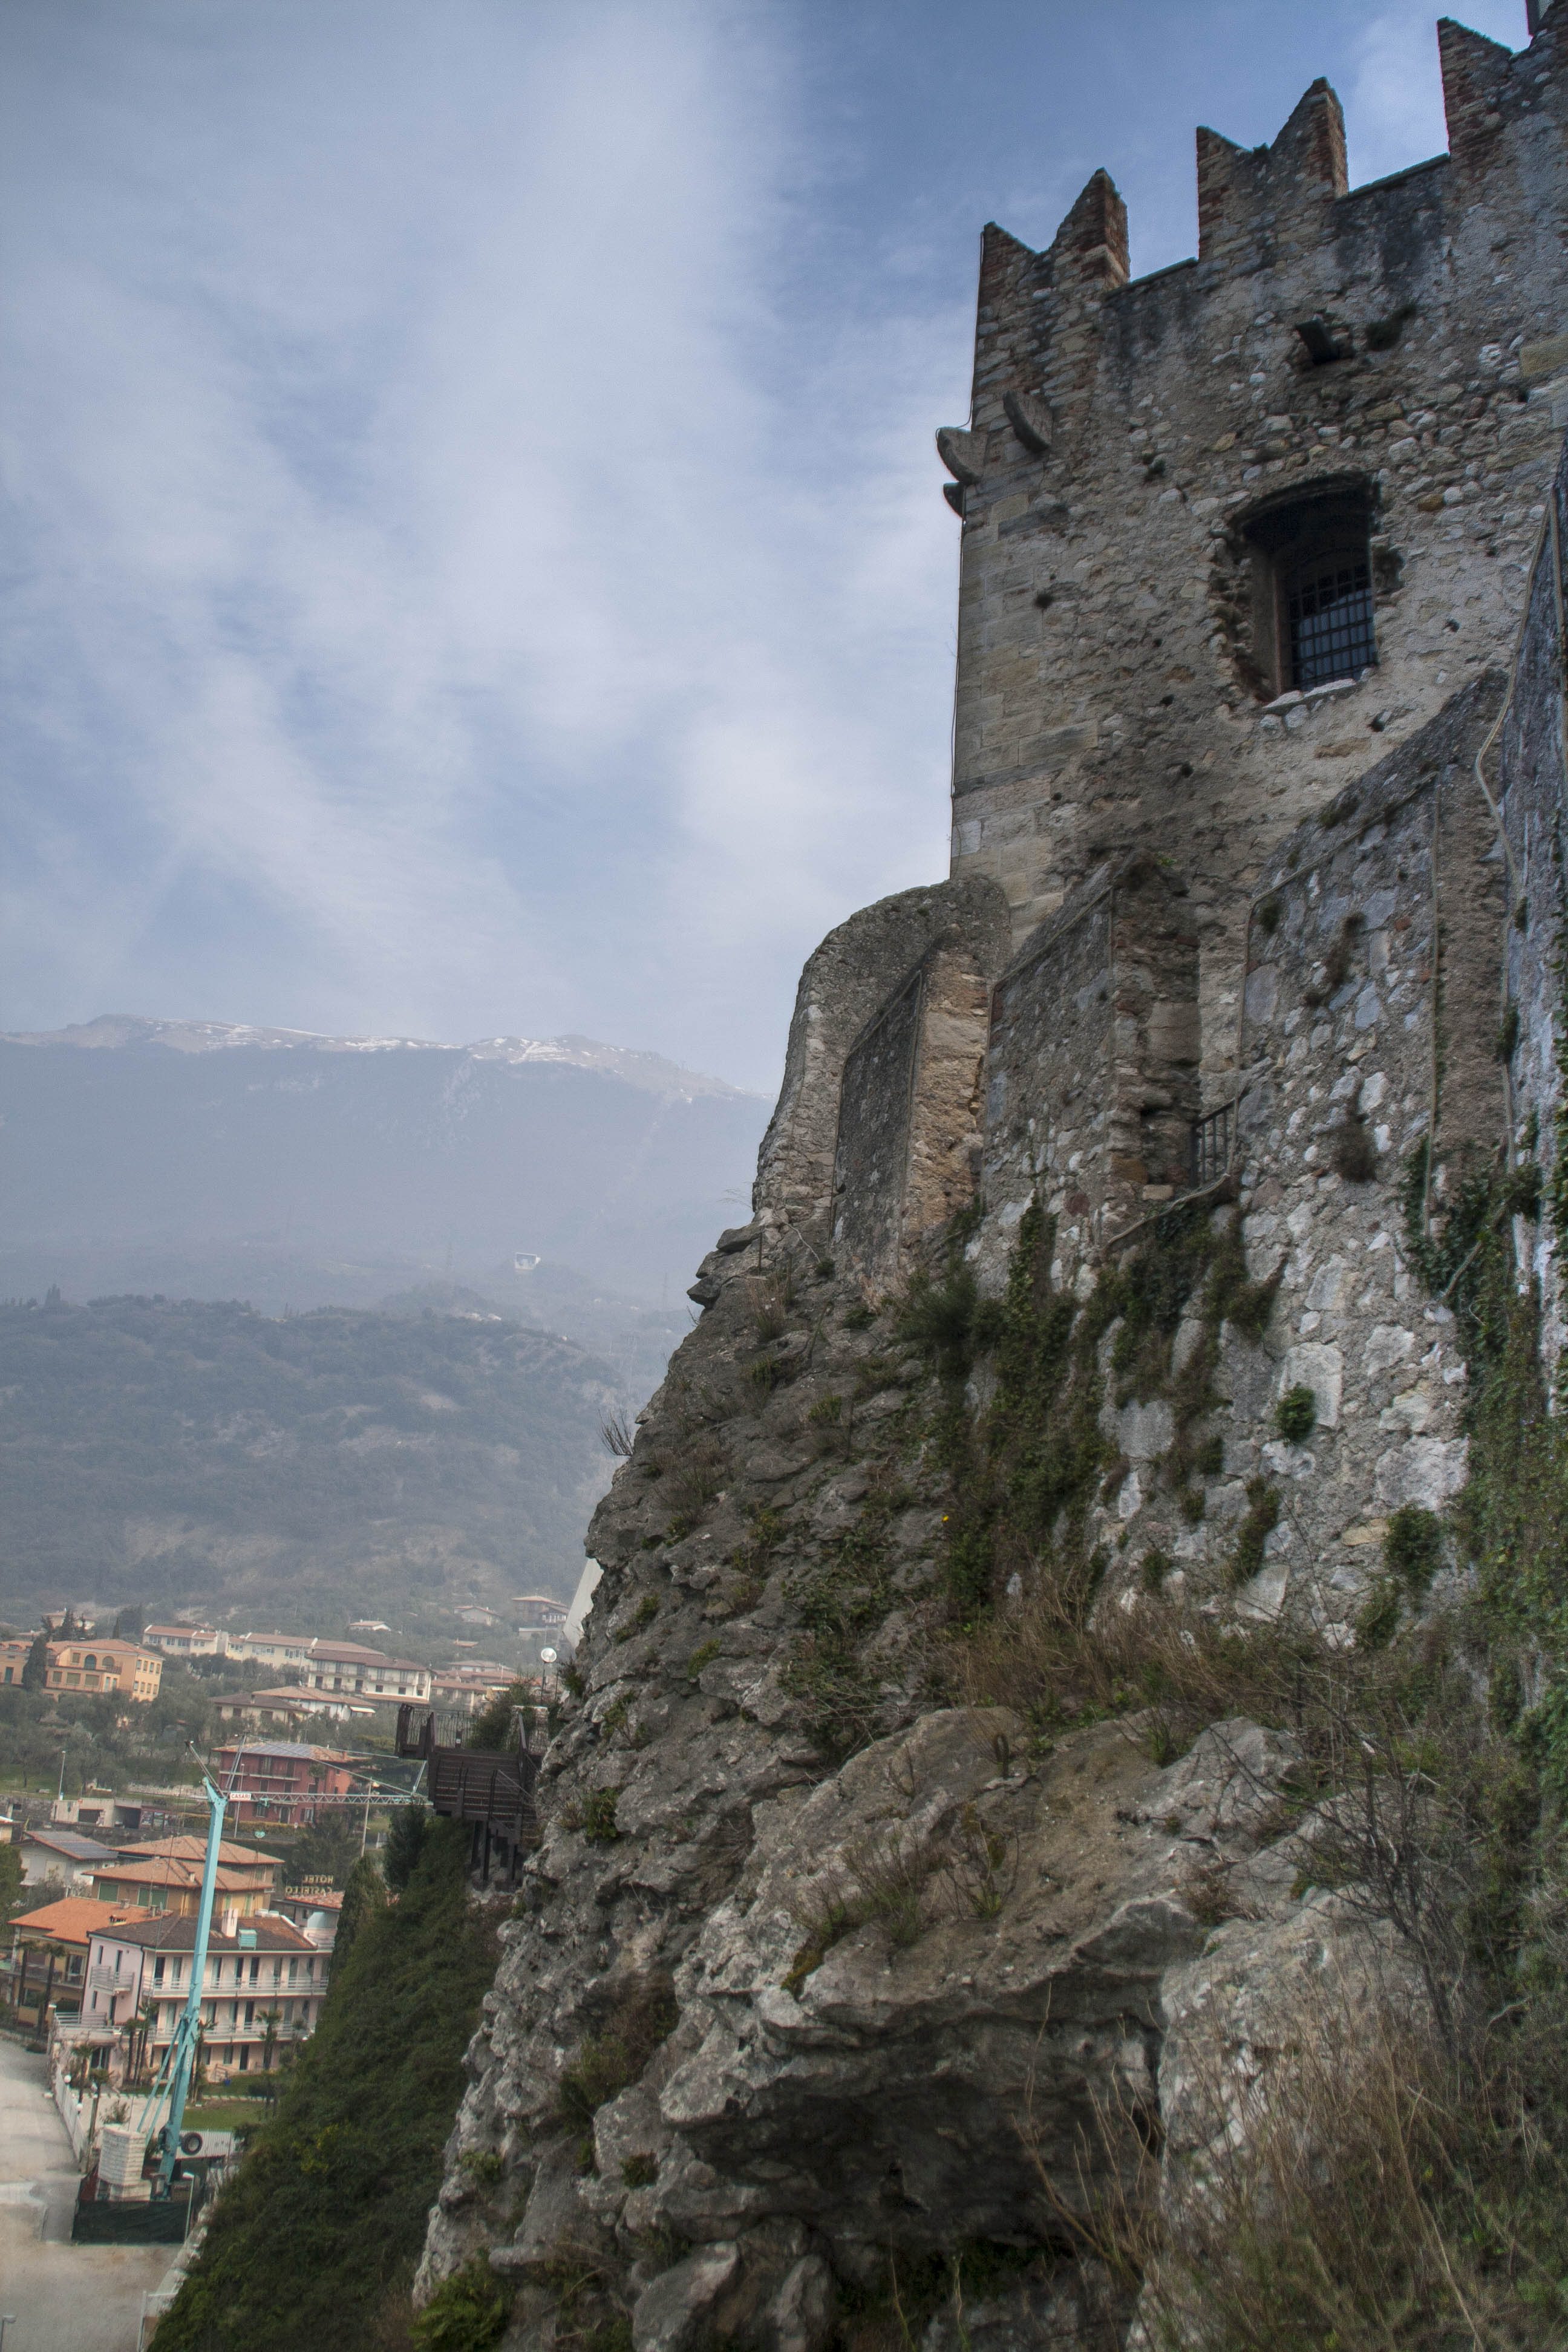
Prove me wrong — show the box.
[84,1912,330,2081]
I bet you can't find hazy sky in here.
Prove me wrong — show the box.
[1,0,1530,1091]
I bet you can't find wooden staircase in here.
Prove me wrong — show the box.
[396,1705,542,1884]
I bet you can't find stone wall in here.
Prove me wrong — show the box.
[1173,678,1506,1625]
[753,877,1010,1240]
[832,927,997,1280]
[1499,452,1568,1359]
[940,11,1568,1087]
[978,854,1200,1286]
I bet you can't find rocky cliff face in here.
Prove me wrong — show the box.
[412,1185,1407,2352]
[416,440,1568,2352]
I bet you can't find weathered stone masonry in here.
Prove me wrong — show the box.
[939,14,1568,1090]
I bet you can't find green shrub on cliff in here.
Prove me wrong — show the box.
[155,1820,498,2352]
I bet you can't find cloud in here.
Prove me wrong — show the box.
[1,0,1538,1089]
[1,0,961,1085]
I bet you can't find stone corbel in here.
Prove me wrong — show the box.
[1002,390,1053,456]
[936,427,985,485]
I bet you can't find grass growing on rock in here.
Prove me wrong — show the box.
[901,1192,1279,1628]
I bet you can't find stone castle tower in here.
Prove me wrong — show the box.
[417,18,1568,2348]
[939,14,1568,1082]
[720,6,1568,1589]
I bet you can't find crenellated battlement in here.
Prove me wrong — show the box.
[936,8,1568,1077]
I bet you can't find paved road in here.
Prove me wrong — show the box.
[0,2034,175,2351]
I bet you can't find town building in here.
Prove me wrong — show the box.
[83,1912,330,2080]
[110,1834,283,1894]
[0,1632,165,1699]
[4,1896,137,2027]
[220,1630,312,1673]
[430,1662,520,1713]
[267,1884,342,1947]
[512,1594,568,1631]
[294,1639,431,1702]
[86,1857,275,1919]
[140,1622,228,1659]
[210,1741,358,1827]
[18,1826,119,1889]
[44,1638,163,1702]
[47,1794,149,1835]
[212,1688,310,1732]
[152,1627,434,1702]
[214,1684,376,1729]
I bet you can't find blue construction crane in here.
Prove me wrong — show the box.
[134,1745,235,2200]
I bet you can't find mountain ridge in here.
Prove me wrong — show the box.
[0,1012,768,1307]
[1,1014,760,1105]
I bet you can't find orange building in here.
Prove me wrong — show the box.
[44,1638,162,1702]
[4,1896,137,2025]
[87,1863,276,1919]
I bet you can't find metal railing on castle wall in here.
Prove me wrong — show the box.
[1191,1096,1239,1191]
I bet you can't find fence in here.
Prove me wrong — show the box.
[73,2182,194,2245]
[394,1706,542,1883]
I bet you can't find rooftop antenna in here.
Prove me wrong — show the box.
[136,1740,246,2203]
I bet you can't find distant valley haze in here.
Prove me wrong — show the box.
[0,1011,768,1315]
[0,1012,766,1630]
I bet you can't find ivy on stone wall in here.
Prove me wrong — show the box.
[904,1191,1282,1628]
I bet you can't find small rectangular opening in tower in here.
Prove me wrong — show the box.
[1244,488,1378,696]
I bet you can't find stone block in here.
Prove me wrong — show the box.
[633,2244,742,2352]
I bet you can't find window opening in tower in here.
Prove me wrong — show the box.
[1283,539,1376,690]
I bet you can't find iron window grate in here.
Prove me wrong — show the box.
[1287,552,1376,690]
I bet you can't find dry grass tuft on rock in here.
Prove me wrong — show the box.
[1037,1970,1568,2350]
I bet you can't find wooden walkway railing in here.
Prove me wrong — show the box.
[395,1705,542,1884]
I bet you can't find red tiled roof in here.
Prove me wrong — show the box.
[11,1898,139,1944]
[116,1836,282,1869]
[91,1860,269,1892]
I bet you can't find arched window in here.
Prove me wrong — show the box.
[1242,485,1378,697]
[83,1654,97,1671]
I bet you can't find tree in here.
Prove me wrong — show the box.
[0,1845,21,1926]
[466,1681,530,1753]
[130,1996,157,2087]
[21,1630,48,1691]
[332,1855,385,1973]
[113,1605,146,1641]
[382,1802,430,1894]
[259,2008,283,2085]
[280,1808,359,1891]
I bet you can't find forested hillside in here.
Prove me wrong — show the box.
[0,1293,618,1628]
